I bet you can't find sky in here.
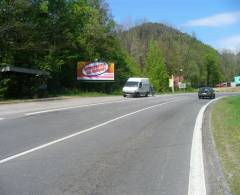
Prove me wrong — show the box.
[106,0,240,53]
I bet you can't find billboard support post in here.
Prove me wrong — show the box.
[169,75,174,93]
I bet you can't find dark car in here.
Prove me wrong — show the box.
[198,87,215,99]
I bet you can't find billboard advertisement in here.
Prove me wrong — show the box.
[77,62,114,81]
[234,76,240,85]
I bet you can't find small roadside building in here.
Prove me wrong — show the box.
[234,76,240,86]
[0,66,49,98]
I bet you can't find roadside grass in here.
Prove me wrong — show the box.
[0,87,196,104]
[54,89,121,97]
[0,89,122,104]
[211,96,240,194]
[0,87,198,104]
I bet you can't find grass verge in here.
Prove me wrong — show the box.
[55,89,121,97]
[211,96,240,194]
[0,90,121,104]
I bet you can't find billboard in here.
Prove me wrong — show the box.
[234,76,240,85]
[77,62,114,81]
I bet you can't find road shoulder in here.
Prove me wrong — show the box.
[202,104,231,195]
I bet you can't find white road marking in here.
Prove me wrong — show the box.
[0,99,182,164]
[25,99,132,116]
[24,96,177,116]
[188,97,224,195]
[0,118,4,120]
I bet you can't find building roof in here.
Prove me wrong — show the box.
[0,66,49,76]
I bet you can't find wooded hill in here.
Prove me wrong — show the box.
[118,22,227,89]
[0,1,239,98]
[220,51,240,82]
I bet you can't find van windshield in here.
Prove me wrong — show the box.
[125,81,139,87]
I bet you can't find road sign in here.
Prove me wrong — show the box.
[178,82,186,89]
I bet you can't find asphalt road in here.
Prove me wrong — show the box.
[0,93,232,195]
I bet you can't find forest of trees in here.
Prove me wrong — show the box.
[0,0,239,99]
[0,0,139,98]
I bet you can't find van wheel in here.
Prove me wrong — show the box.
[135,93,140,98]
[145,93,148,97]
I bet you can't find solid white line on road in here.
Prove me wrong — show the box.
[188,97,224,195]
[24,96,177,116]
[25,100,129,116]
[0,118,4,120]
[0,99,182,164]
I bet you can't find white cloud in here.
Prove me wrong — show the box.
[216,35,240,53]
[185,11,240,27]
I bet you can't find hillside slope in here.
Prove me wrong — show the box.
[118,22,222,87]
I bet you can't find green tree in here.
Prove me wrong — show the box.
[145,40,169,92]
[0,0,141,98]
[220,50,239,81]
[205,50,222,86]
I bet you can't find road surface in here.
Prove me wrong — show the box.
[0,93,232,195]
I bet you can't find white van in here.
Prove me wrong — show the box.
[122,77,151,97]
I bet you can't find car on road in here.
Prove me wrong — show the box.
[198,87,215,99]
